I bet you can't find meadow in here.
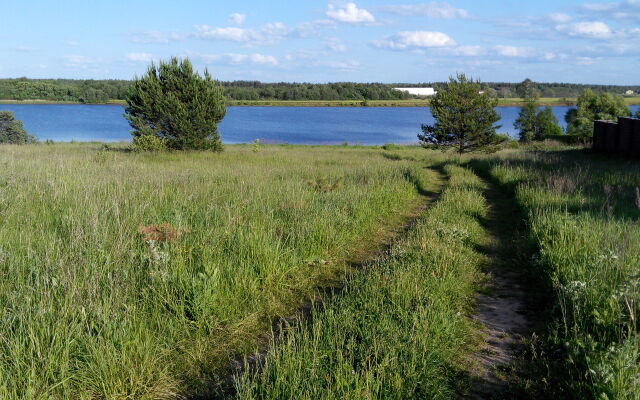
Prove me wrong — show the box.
[234,164,488,399]
[471,149,640,398]
[0,143,430,399]
[1,142,639,399]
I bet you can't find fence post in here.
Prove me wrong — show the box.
[631,118,640,158]
[618,117,634,155]
[593,120,606,152]
[604,121,619,153]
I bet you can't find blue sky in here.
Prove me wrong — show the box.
[2,0,639,84]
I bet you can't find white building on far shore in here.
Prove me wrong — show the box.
[394,87,436,96]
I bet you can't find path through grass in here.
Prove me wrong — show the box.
[0,144,431,399]
[232,164,489,399]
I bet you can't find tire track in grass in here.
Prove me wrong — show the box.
[211,166,447,399]
[230,165,491,399]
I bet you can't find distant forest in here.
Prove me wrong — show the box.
[0,78,638,103]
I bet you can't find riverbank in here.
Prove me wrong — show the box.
[3,97,639,107]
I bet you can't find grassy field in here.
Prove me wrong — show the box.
[0,143,435,399]
[3,97,639,107]
[1,141,639,399]
[471,149,640,399]
[233,164,488,399]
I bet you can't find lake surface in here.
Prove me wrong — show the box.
[2,104,639,145]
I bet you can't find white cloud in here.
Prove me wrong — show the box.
[493,45,537,58]
[326,3,375,23]
[549,13,572,23]
[194,22,289,45]
[199,53,279,66]
[314,60,360,71]
[229,13,246,25]
[64,55,103,67]
[194,26,251,42]
[325,37,347,52]
[582,2,619,11]
[128,30,184,44]
[125,53,154,63]
[373,31,456,50]
[381,3,469,19]
[444,45,485,56]
[556,21,613,38]
[248,53,279,66]
[580,1,640,21]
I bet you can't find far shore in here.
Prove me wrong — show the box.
[2,97,640,107]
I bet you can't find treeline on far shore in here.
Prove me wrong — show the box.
[1,77,639,104]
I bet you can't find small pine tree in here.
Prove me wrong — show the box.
[514,98,538,143]
[125,57,227,151]
[0,111,37,144]
[514,79,562,142]
[535,107,562,138]
[418,73,500,154]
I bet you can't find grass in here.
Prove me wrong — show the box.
[3,141,639,399]
[471,149,640,399]
[0,143,433,399]
[233,164,489,399]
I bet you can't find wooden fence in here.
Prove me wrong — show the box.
[593,117,640,157]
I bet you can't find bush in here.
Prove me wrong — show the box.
[125,57,226,151]
[382,143,401,150]
[567,90,629,138]
[419,73,500,154]
[131,134,168,152]
[0,111,37,144]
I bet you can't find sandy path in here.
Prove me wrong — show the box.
[467,176,534,399]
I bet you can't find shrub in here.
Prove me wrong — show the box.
[567,90,629,138]
[536,106,563,137]
[125,57,226,151]
[419,73,500,154]
[131,134,168,152]
[0,111,37,144]
[382,143,401,150]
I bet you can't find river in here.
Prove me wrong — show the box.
[2,104,638,145]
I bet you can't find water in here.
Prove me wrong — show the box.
[2,104,639,145]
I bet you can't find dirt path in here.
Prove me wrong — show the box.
[213,167,447,399]
[467,175,535,399]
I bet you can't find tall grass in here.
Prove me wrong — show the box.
[0,143,427,399]
[476,150,640,399]
[233,164,487,399]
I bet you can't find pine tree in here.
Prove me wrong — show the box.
[125,57,227,151]
[0,111,37,144]
[514,79,562,142]
[514,98,538,143]
[418,73,500,154]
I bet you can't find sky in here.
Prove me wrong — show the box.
[2,0,639,84]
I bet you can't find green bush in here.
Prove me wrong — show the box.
[0,111,37,144]
[567,90,629,138]
[125,57,226,151]
[131,134,168,152]
[382,143,401,150]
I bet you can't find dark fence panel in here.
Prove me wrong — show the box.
[632,119,640,158]
[618,117,634,155]
[593,120,607,152]
[604,122,619,153]
[592,118,640,157]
